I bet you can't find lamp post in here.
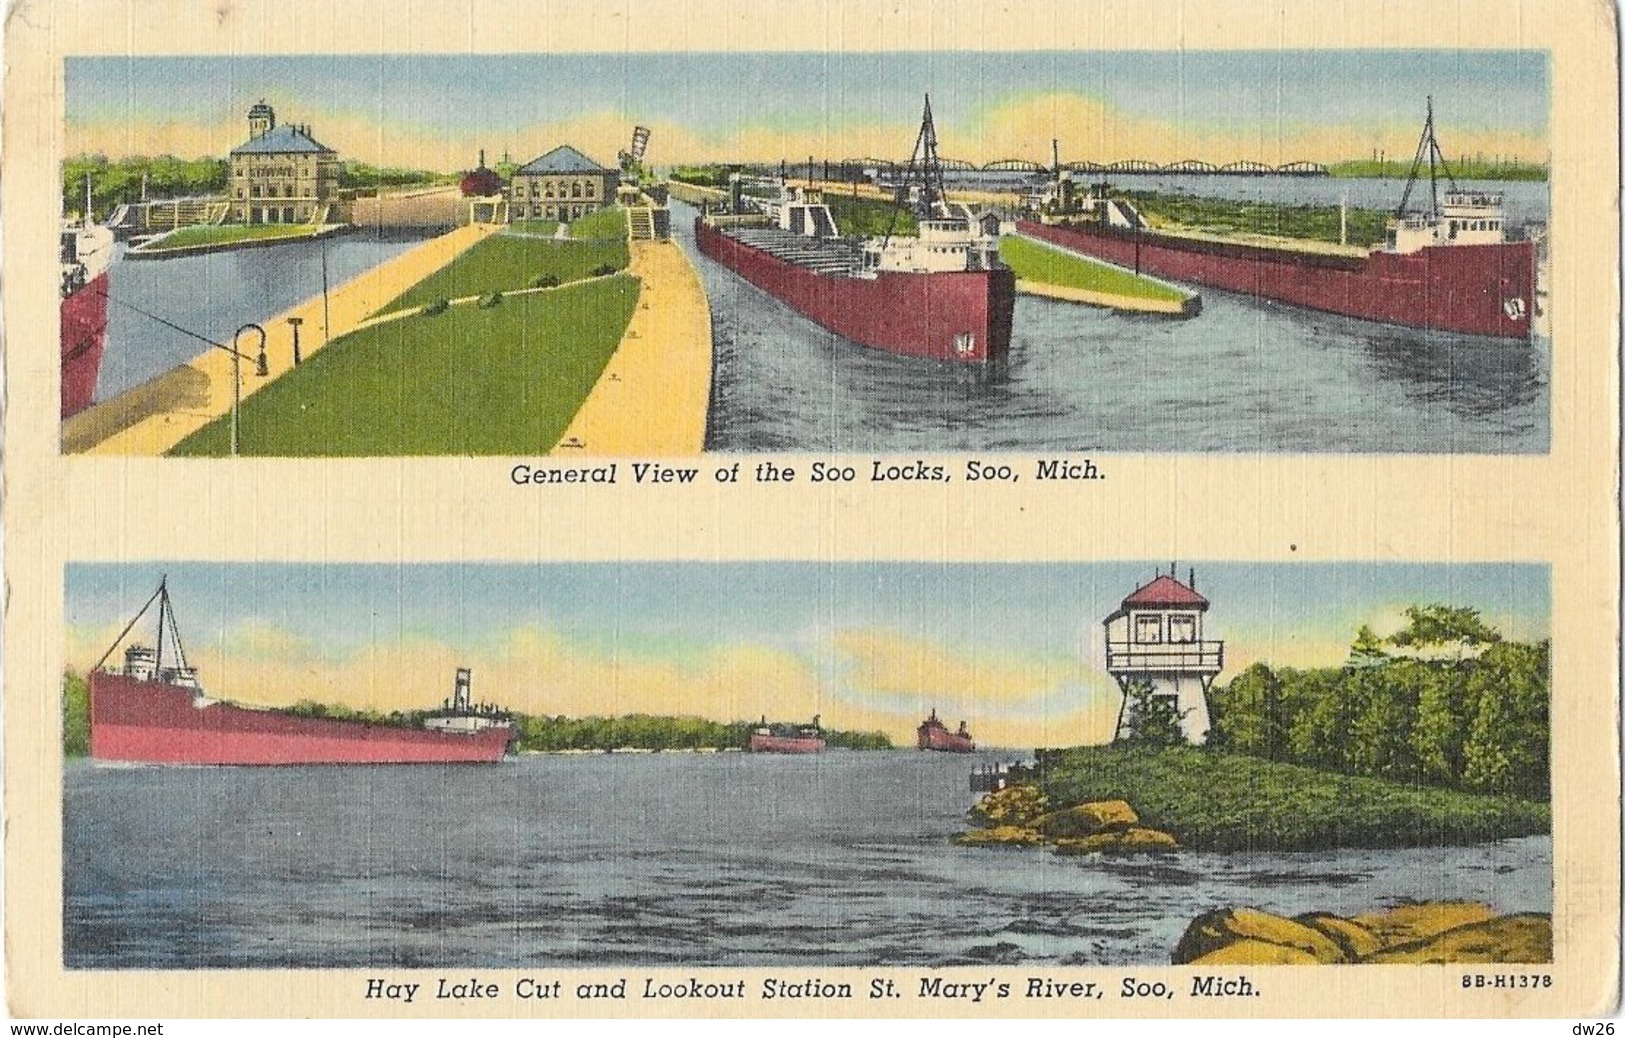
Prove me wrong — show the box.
[287,316,304,366]
[230,323,268,457]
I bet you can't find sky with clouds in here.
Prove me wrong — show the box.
[67,562,1550,748]
[66,50,1548,170]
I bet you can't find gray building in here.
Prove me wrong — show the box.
[510,145,619,221]
[229,102,342,225]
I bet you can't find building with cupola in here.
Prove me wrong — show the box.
[509,145,619,222]
[1102,567,1225,745]
[228,101,343,225]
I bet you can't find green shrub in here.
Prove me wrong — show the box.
[531,273,561,289]
[477,291,503,309]
[590,263,618,277]
[421,298,450,316]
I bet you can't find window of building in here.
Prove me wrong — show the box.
[1168,615,1197,644]
[544,182,554,198]
[572,182,582,198]
[585,181,595,198]
[1135,615,1162,644]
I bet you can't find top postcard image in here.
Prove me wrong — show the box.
[58,49,1551,457]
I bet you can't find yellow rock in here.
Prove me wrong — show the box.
[950,825,1044,848]
[1172,907,1348,965]
[1035,799,1140,838]
[1297,913,1385,960]
[1053,826,1178,855]
[967,785,1049,828]
[1186,938,1321,965]
[1353,901,1496,947]
[1366,914,1553,964]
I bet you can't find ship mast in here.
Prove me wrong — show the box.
[1395,96,1461,219]
[87,576,191,676]
[883,94,952,245]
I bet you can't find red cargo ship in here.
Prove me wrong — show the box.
[87,580,514,765]
[694,96,1015,365]
[1020,102,1536,340]
[916,709,975,753]
[748,715,826,754]
[61,219,114,418]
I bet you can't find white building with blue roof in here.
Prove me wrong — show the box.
[510,145,619,222]
[228,102,342,225]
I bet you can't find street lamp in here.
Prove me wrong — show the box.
[287,316,304,366]
[230,323,268,457]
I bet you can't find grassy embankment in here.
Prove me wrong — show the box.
[1036,745,1551,852]
[166,208,638,456]
[1328,159,1547,182]
[377,213,629,315]
[1124,191,1392,249]
[168,276,637,456]
[999,235,1187,304]
[140,223,322,250]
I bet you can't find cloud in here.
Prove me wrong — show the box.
[67,90,1546,168]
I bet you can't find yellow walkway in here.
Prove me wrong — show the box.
[552,238,713,456]
[64,223,502,455]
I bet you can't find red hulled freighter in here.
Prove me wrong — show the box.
[694,96,1015,365]
[916,709,975,753]
[1018,100,1536,340]
[87,579,514,765]
[748,715,827,754]
[61,216,114,418]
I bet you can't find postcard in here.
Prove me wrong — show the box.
[3,0,1618,1024]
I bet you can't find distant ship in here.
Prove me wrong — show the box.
[88,579,514,765]
[694,95,1015,365]
[60,213,114,417]
[916,709,975,752]
[748,715,826,754]
[1019,100,1536,340]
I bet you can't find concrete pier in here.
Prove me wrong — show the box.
[552,238,713,455]
[63,222,502,455]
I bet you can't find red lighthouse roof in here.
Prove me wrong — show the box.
[1122,573,1208,610]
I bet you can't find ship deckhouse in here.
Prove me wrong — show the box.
[1102,568,1224,744]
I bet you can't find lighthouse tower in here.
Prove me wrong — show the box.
[1103,567,1224,744]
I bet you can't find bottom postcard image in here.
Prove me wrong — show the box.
[57,559,1561,986]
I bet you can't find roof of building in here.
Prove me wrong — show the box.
[231,124,336,156]
[516,145,613,175]
[1121,574,1208,610]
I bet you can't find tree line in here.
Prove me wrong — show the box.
[1205,606,1549,799]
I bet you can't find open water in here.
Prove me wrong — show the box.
[94,232,422,404]
[64,752,1551,969]
[675,198,1550,454]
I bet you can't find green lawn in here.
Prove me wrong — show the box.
[376,235,630,315]
[566,207,627,240]
[1037,745,1550,851]
[509,219,561,237]
[1126,190,1392,248]
[1000,235,1187,303]
[141,223,318,250]
[168,275,639,457]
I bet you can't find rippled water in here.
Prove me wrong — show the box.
[95,232,423,403]
[63,752,1551,969]
[676,202,1550,454]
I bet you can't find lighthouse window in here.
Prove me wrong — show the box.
[1168,615,1197,644]
[1135,615,1162,643]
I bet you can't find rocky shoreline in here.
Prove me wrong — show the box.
[1172,902,1552,965]
[953,785,1551,965]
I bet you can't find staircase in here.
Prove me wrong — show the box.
[626,207,655,241]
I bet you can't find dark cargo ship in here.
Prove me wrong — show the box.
[917,709,975,752]
[694,96,1015,365]
[88,579,514,765]
[1020,101,1537,340]
[748,715,826,754]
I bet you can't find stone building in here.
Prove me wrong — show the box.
[228,101,342,225]
[510,145,619,222]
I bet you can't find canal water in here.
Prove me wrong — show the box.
[94,232,424,404]
[675,200,1550,455]
[63,752,1551,969]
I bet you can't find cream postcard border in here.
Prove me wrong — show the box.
[4,0,1619,1019]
